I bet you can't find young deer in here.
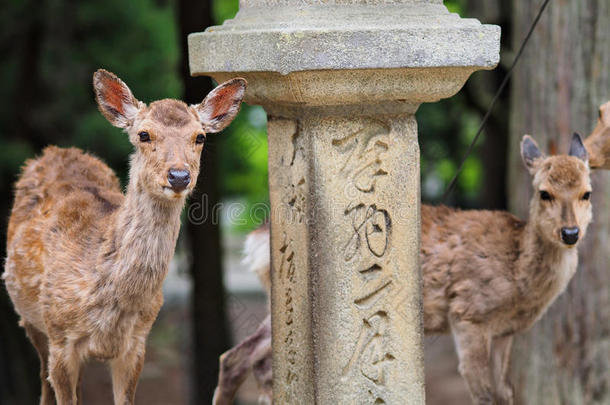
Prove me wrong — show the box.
[2,69,246,405]
[420,132,591,404]
[215,130,603,405]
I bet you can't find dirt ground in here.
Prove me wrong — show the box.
[80,293,470,405]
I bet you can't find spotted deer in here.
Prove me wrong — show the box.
[2,69,246,405]
[215,105,610,404]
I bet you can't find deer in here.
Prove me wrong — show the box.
[419,132,592,404]
[2,69,246,405]
[213,100,610,405]
[213,223,272,405]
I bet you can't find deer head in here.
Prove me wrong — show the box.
[93,69,246,201]
[521,133,593,247]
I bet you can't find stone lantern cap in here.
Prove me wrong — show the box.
[188,0,500,106]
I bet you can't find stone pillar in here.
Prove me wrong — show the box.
[189,2,499,404]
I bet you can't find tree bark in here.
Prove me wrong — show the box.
[508,1,610,404]
[465,0,512,210]
[0,1,46,402]
[177,1,231,404]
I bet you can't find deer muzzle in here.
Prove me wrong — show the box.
[561,227,579,245]
[167,169,191,192]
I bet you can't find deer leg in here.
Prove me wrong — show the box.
[24,323,56,405]
[110,343,146,405]
[48,345,81,405]
[251,317,272,404]
[451,321,495,405]
[213,315,272,405]
[252,348,272,405]
[492,335,514,405]
[213,341,255,405]
[76,370,84,405]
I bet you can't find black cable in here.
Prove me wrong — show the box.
[441,0,552,202]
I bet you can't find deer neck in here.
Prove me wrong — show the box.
[518,218,578,306]
[99,172,184,303]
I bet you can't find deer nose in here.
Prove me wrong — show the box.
[167,169,191,192]
[561,227,579,245]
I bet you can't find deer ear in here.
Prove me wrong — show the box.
[194,78,247,133]
[93,69,142,129]
[569,132,588,162]
[521,135,544,173]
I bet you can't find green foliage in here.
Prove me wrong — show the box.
[444,0,466,15]
[211,0,271,232]
[0,140,35,192]
[0,0,180,187]
[459,156,483,198]
[212,0,240,25]
[417,94,484,206]
[217,104,270,232]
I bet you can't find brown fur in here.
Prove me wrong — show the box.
[213,316,272,405]
[2,70,246,405]
[420,135,593,404]
[217,132,599,405]
[150,99,194,128]
[584,101,610,169]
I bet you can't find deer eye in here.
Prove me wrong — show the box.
[539,191,553,201]
[196,133,205,145]
[582,191,591,201]
[138,131,151,143]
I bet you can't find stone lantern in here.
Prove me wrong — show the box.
[189,1,499,403]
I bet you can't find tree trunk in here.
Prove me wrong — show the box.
[465,0,512,210]
[177,1,231,404]
[0,1,47,402]
[508,1,610,404]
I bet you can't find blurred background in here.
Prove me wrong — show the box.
[0,0,607,404]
